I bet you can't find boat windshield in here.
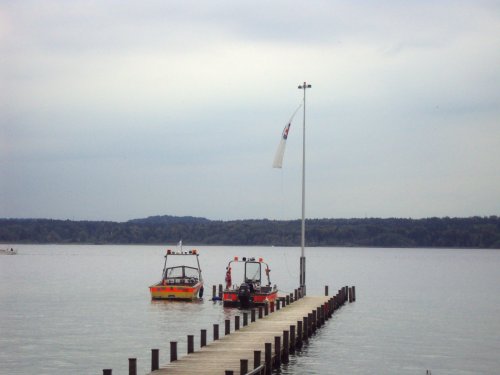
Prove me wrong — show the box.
[245,262,261,283]
[164,266,199,279]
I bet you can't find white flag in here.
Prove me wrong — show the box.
[272,105,302,168]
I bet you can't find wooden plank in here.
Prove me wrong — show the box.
[150,296,331,375]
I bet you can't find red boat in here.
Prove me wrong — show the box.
[222,256,278,307]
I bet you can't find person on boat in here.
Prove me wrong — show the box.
[225,266,232,289]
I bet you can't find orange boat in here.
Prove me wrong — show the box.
[149,248,204,300]
[222,256,278,308]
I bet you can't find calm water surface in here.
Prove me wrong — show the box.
[0,245,499,375]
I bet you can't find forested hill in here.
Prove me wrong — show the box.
[1,215,499,248]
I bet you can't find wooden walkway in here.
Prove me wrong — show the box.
[145,286,354,375]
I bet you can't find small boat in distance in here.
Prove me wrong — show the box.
[149,248,204,300]
[0,248,17,255]
[222,256,278,308]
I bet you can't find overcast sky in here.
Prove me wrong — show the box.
[1,0,499,222]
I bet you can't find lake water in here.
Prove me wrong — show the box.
[0,245,499,375]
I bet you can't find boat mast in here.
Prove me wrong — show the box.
[298,81,311,296]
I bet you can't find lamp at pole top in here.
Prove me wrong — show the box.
[298,82,312,89]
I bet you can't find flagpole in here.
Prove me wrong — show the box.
[298,81,311,296]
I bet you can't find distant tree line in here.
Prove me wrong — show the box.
[1,215,499,248]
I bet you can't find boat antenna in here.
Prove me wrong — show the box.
[298,81,311,296]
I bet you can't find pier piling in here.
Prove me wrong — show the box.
[151,349,159,371]
[240,359,248,374]
[283,330,289,363]
[290,325,296,353]
[187,335,194,354]
[265,343,272,375]
[128,358,136,375]
[274,336,281,367]
[213,324,219,340]
[201,329,207,347]
[243,312,248,326]
[170,342,177,362]
[254,350,261,369]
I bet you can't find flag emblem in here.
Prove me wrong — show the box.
[272,105,301,169]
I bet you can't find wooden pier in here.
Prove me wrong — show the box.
[120,286,355,375]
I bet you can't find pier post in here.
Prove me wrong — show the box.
[254,350,261,369]
[265,343,272,375]
[297,320,303,347]
[187,335,194,354]
[151,349,159,370]
[308,313,313,337]
[243,312,248,326]
[225,319,231,335]
[201,329,207,347]
[302,316,308,341]
[103,370,112,375]
[258,306,263,319]
[240,359,248,375]
[348,287,353,302]
[286,295,290,305]
[235,315,240,331]
[325,285,329,296]
[307,313,312,338]
[274,336,281,367]
[264,304,269,316]
[294,289,298,301]
[219,284,223,298]
[128,358,137,375]
[270,301,275,313]
[225,371,234,375]
[352,285,356,301]
[170,342,177,362]
[283,330,289,363]
[290,325,296,353]
[213,323,219,340]
[212,285,217,299]
[251,309,256,322]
